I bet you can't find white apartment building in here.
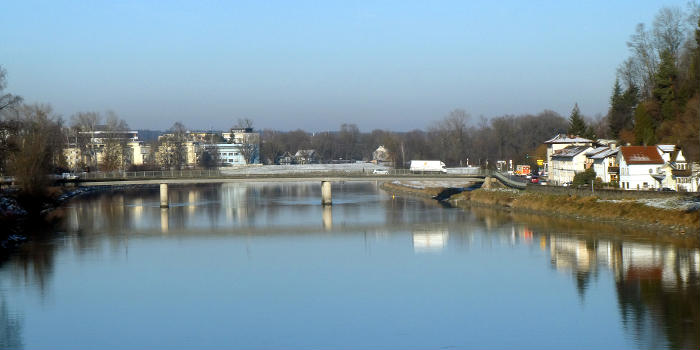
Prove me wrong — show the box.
[543,134,593,174]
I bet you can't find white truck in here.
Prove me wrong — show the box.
[409,160,447,174]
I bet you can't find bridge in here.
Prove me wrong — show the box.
[65,168,526,207]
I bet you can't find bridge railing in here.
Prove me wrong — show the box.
[486,170,528,189]
[79,169,223,180]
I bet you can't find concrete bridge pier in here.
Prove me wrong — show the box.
[160,183,169,208]
[321,181,332,206]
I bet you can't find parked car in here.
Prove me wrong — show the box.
[530,177,539,184]
[562,181,572,187]
[373,169,389,175]
[660,187,676,192]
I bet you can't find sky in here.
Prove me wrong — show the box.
[0,0,695,131]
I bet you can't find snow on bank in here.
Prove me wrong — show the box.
[599,197,700,211]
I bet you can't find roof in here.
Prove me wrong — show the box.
[619,146,664,164]
[657,144,676,153]
[544,134,593,144]
[551,146,590,158]
[294,149,317,157]
[590,148,618,160]
[585,146,609,156]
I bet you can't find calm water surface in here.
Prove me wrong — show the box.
[1,182,698,349]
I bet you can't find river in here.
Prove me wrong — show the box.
[0,182,698,349]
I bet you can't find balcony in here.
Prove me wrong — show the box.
[608,166,619,173]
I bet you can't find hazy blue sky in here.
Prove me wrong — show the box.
[1,0,694,131]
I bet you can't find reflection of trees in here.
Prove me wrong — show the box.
[544,232,699,350]
[0,297,23,350]
[615,249,699,350]
[12,235,57,294]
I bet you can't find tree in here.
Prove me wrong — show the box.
[609,79,625,138]
[652,49,680,126]
[567,103,587,136]
[652,6,686,59]
[198,144,219,169]
[7,104,66,198]
[627,23,658,98]
[428,109,471,166]
[100,112,130,171]
[338,123,360,160]
[235,118,253,129]
[0,67,22,174]
[158,122,188,169]
[0,66,22,112]
[634,102,656,145]
[572,167,597,186]
[70,111,100,169]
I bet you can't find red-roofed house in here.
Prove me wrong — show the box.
[617,146,665,190]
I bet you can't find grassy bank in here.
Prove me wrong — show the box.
[449,188,699,235]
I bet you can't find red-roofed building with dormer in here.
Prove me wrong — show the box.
[617,146,665,190]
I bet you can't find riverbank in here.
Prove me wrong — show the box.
[382,180,700,239]
[0,184,162,256]
[380,180,480,199]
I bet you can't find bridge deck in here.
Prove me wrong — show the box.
[80,175,485,186]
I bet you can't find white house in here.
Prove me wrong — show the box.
[543,134,593,175]
[588,147,619,183]
[213,143,247,166]
[656,145,694,191]
[549,146,593,185]
[617,146,665,190]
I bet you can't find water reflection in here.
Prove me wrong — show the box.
[0,297,22,350]
[412,230,449,253]
[322,206,332,230]
[0,182,696,349]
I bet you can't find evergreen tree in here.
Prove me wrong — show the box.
[634,102,656,145]
[652,49,678,123]
[567,103,587,136]
[608,79,624,138]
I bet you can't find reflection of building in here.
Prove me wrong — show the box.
[545,234,700,349]
[412,230,448,253]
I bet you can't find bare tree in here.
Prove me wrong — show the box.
[338,123,360,160]
[627,23,659,98]
[652,6,686,59]
[236,118,254,129]
[238,142,258,165]
[7,104,65,197]
[100,112,130,171]
[429,109,471,166]
[158,122,188,169]
[70,111,100,170]
[0,66,22,112]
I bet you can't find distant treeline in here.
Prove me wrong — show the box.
[259,110,567,167]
